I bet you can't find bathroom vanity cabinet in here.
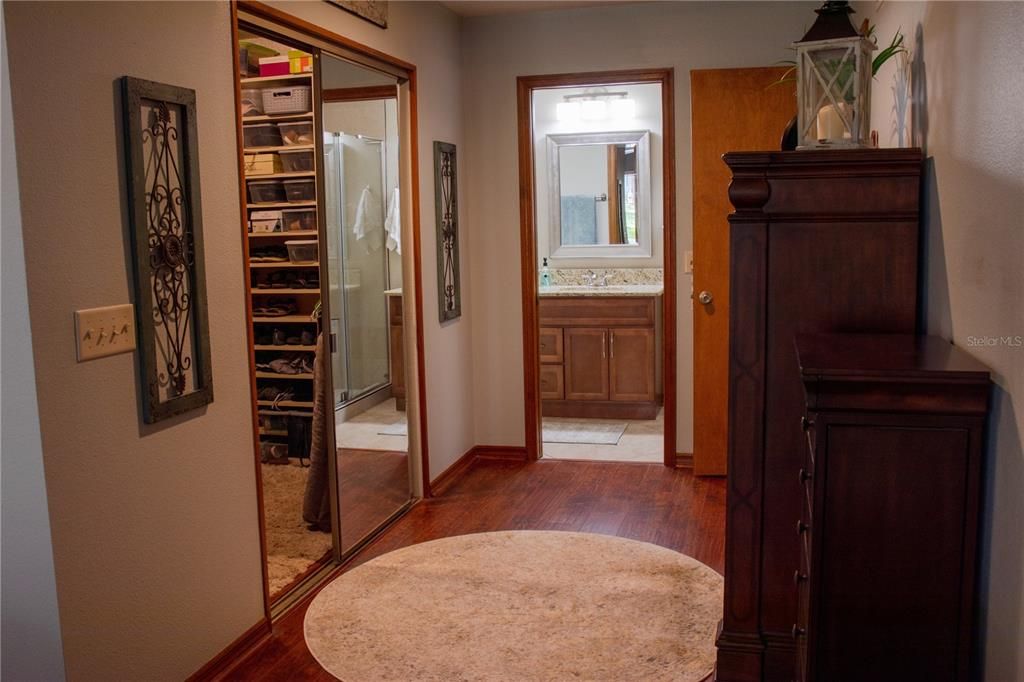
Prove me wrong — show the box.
[538,295,658,419]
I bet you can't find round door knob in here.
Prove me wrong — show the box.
[698,290,714,305]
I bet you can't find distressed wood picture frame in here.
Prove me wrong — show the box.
[121,76,213,423]
[433,141,461,322]
[327,0,388,28]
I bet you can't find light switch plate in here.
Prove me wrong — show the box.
[74,304,136,362]
[684,250,694,274]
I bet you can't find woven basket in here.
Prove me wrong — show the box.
[262,85,311,115]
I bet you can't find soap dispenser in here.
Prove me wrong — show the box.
[540,258,552,287]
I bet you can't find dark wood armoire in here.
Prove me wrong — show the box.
[714,149,923,681]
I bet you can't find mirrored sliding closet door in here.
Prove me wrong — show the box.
[320,53,412,555]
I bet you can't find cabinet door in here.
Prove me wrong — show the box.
[564,328,609,400]
[608,327,655,401]
[538,327,563,363]
[539,364,564,400]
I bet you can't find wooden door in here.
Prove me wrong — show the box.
[564,328,609,400]
[690,67,794,475]
[609,327,655,401]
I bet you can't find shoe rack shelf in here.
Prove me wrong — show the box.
[255,372,315,380]
[249,261,320,269]
[238,30,324,459]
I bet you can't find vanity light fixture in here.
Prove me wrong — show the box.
[557,88,635,122]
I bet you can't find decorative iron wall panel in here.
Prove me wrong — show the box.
[433,141,461,323]
[121,76,213,423]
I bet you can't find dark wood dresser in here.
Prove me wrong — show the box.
[794,333,990,681]
[715,149,924,681]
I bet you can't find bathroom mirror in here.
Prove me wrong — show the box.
[546,130,651,259]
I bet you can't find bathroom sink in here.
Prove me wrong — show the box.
[538,283,663,297]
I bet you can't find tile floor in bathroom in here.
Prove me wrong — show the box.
[335,398,408,452]
[541,408,664,463]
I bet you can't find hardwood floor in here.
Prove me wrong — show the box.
[227,457,726,680]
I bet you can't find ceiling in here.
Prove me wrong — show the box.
[440,0,642,18]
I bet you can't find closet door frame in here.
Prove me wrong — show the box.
[231,0,432,625]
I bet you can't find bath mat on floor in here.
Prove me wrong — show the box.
[377,422,408,436]
[543,420,627,445]
[304,531,723,681]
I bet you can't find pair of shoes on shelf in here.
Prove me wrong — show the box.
[250,246,288,263]
[271,328,316,346]
[252,271,320,290]
[255,354,314,375]
[253,297,297,317]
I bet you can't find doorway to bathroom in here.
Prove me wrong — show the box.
[517,69,677,466]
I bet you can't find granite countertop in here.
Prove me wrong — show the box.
[538,283,664,297]
[384,288,403,296]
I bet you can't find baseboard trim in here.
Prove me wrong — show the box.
[430,447,478,496]
[675,452,694,468]
[472,445,530,461]
[186,617,272,681]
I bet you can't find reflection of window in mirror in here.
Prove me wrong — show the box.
[557,142,638,247]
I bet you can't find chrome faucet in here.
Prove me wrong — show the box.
[584,270,611,287]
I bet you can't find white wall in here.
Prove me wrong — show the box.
[1,11,67,680]
[266,1,473,479]
[462,1,815,451]
[533,82,663,265]
[856,1,1024,678]
[3,2,265,678]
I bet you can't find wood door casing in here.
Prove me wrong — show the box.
[539,364,565,400]
[690,66,794,476]
[609,327,655,402]
[538,326,564,364]
[564,328,609,400]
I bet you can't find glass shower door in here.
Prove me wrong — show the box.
[323,132,390,407]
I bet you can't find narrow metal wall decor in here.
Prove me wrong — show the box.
[433,141,461,322]
[121,76,213,423]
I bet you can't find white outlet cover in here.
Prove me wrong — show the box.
[74,304,136,362]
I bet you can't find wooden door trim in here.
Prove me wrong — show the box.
[517,68,676,466]
[231,0,432,639]
[322,85,397,102]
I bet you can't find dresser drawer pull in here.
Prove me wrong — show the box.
[794,570,808,585]
[801,416,814,431]
[799,468,812,483]
[792,624,806,639]
[797,520,809,535]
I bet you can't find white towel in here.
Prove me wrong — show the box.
[384,187,401,254]
[352,186,382,251]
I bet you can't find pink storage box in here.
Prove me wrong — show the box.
[258,56,290,77]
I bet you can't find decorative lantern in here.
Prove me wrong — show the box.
[793,1,875,149]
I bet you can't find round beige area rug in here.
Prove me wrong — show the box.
[304,531,723,681]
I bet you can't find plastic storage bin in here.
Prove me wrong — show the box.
[241,89,264,116]
[279,149,314,173]
[282,208,316,232]
[262,85,311,115]
[278,121,314,146]
[283,178,316,202]
[286,240,318,264]
[258,56,290,77]
[242,123,281,148]
[250,210,282,233]
[248,180,286,204]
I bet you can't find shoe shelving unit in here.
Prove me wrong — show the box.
[237,34,324,447]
